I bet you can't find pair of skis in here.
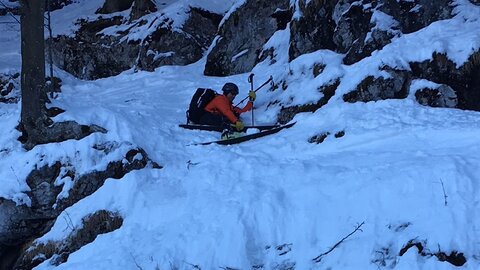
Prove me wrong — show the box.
[179,122,296,146]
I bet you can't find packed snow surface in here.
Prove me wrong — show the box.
[0,0,480,269]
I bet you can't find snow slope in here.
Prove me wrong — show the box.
[1,0,480,269]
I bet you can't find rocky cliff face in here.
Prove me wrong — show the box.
[50,0,479,114]
[51,1,221,79]
[0,146,161,269]
[203,0,290,76]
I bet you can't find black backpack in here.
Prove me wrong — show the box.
[187,88,217,123]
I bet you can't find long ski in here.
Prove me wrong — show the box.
[190,122,295,146]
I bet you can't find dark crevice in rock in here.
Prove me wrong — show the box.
[272,8,292,30]
[399,240,466,267]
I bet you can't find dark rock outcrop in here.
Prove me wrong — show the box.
[137,8,221,71]
[415,84,458,108]
[18,120,108,150]
[52,6,221,80]
[51,16,139,80]
[14,210,123,269]
[204,0,289,76]
[0,147,161,269]
[399,240,466,267]
[379,0,453,34]
[289,0,338,61]
[130,0,157,21]
[410,51,480,110]
[333,3,373,54]
[343,68,410,103]
[0,73,20,104]
[96,0,134,14]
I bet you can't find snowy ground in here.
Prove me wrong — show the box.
[1,0,480,269]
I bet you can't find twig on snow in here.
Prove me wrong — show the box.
[130,252,144,270]
[186,160,200,170]
[439,178,448,206]
[313,221,365,263]
[183,261,201,269]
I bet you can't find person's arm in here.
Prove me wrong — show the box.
[216,100,239,123]
[233,101,253,114]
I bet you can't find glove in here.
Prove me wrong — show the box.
[248,91,256,102]
[234,121,244,131]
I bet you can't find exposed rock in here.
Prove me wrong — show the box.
[410,51,480,111]
[343,28,396,65]
[51,16,138,80]
[313,63,326,77]
[378,0,453,34]
[204,0,289,76]
[96,0,134,14]
[278,80,338,124]
[308,130,345,144]
[472,0,480,5]
[343,68,410,103]
[289,0,338,61]
[415,84,458,108]
[272,8,293,30]
[14,210,123,269]
[399,240,466,267]
[308,132,330,144]
[137,8,221,71]
[18,120,107,150]
[0,73,20,104]
[52,7,220,80]
[333,3,373,54]
[0,147,161,269]
[130,0,157,21]
[333,2,403,65]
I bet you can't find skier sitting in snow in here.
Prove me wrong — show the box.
[199,82,256,131]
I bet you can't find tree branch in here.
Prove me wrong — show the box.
[439,178,448,206]
[0,0,20,24]
[313,221,365,263]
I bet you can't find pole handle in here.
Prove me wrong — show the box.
[235,76,274,106]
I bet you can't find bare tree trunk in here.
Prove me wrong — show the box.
[19,0,48,149]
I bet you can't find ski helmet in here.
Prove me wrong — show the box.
[222,82,239,95]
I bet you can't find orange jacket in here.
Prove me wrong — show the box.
[205,95,253,123]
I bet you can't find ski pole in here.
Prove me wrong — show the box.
[235,75,274,107]
[248,73,254,126]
